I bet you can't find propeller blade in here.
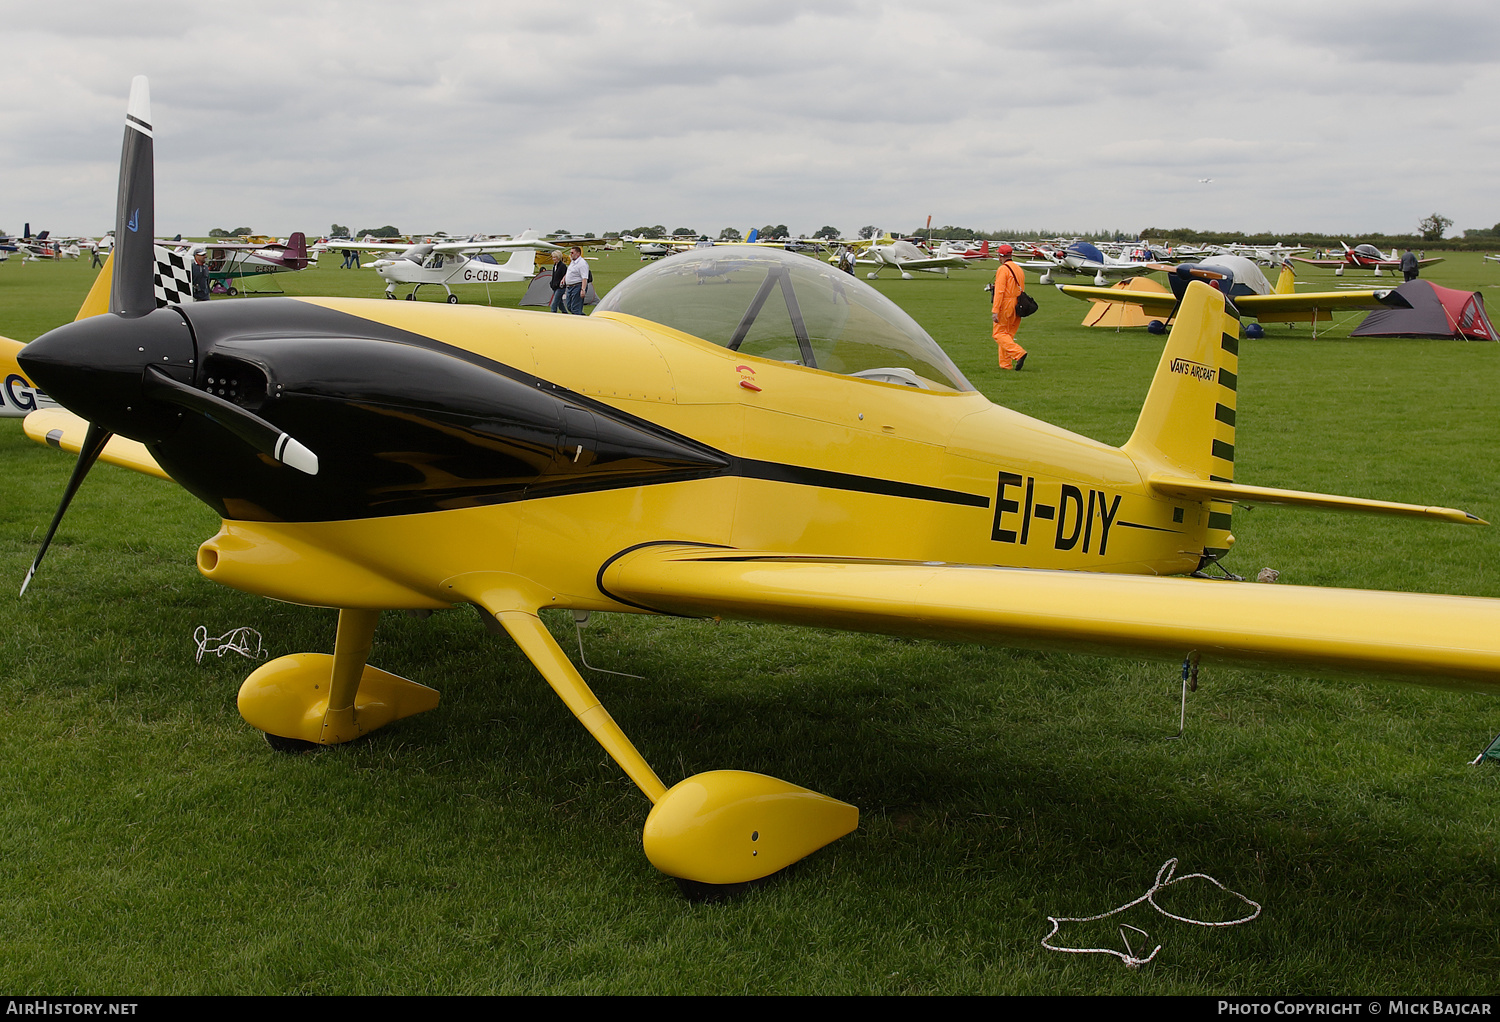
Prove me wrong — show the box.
[20,422,113,595]
[112,75,155,317]
[141,366,319,475]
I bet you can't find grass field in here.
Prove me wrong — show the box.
[2,249,1498,994]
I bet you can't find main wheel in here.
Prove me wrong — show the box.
[446,294,459,304]
[385,291,395,299]
[227,286,238,296]
[405,292,416,300]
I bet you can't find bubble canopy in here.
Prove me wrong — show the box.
[594,247,975,393]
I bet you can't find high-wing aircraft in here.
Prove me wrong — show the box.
[18,78,1500,897]
[364,232,562,302]
[1054,256,1410,336]
[1292,242,1445,276]
[163,234,312,294]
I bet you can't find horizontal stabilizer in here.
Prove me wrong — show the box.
[1056,283,1176,315]
[1146,473,1485,524]
[23,407,170,480]
[600,544,1500,689]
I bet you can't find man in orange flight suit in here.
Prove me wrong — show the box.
[990,243,1028,371]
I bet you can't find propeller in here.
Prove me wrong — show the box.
[18,76,318,594]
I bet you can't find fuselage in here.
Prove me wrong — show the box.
[375,250,536,290]
[42,298,1205,613]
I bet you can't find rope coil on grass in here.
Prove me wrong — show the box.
[1041,858,1261,968]
[193,625,268,664]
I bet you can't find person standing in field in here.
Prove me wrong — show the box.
[990,243,1028,370]
[549,250,571,313]
[563,246,589,315]
[1401,250,1419,282]
[191,249,211,302]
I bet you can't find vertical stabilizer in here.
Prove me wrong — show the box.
[1274,260,1295,295]
[285,231,308,266]
[1123,280,1241,562]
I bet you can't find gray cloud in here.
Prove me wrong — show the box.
[3,0,1497,239]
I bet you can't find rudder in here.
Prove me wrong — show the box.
[1122,280,1240,564]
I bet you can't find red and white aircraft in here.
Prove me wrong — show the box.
[1291,242,1444,276]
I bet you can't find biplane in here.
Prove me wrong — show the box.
[17,78,1500,895]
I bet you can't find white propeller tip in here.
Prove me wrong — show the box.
[127,76,151,129]
[275,434,319,476]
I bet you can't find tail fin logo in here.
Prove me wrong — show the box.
[127,208,140,233]
[1169,357,1216,382]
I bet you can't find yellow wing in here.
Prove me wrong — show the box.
[1235,289,1407,323]
[601,544,1500,690]
[1056,282,1405,323]
[23,407,171,480]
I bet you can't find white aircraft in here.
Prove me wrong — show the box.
[1207,243,1310,266]
[831,235,970,279]
[365,231,562,302]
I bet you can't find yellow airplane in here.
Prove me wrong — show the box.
[1054,257,1409,336]
[17,78,1500,896]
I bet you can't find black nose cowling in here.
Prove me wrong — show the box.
[19,308,197,442]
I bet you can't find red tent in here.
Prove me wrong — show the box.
[1351,280,1497,340]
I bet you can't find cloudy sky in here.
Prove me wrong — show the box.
[5,0,1497,240]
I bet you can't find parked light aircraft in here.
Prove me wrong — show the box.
[1055,256,1409,336]
[1207,243,1309,266]
[15,227,61,261]
[18,78,1500,895]
[363,232,562,302]
[1292,242,1444,276]
[626,229,823,261]
[831,235,970,279]
[168,234,311,294]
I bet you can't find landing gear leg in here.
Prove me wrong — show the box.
[488,604,857,893]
